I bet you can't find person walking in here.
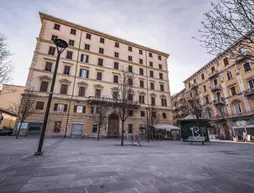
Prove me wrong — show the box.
[0,112,4,127]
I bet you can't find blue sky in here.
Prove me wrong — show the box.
[0,0,215,94]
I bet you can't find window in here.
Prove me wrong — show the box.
[190,92,192,97]
[128,124,133,133]
[99,48,104,54]
[128,56,132,61]
[84,44,90,50]
[95,89,101,98]
[74,105,86,113]
[44,62,52,71]
[140,111,145,117]
[139,95,145,104]
[205,96,209,104]
[40,81,49,92]
[128,94,133,101]
[243,62,251,72]
[80,69,89,78]
[223,57,229,66]
[113,75,118,83]
[234,102,242,114]
[97,72,102,80]
[158,56,162,60]
[54,104,68,112]
[159,73,163,80]
[149,53,153,57]
[230,86,237,96]
[151,97,155,105]
[140,68,144,75]
[150,82,154,90]
[128,110,133,116]
[80,54,89,63]
[100,37,104,43]
[139,59,143,64]
[220,107,225,116]
[128,46,132,52]
[86,33,91,39]
[211,66,215,72]
[162,113,167,119]
[54,121,61,133]
[188,82,191,88]
[150,71,154,77]
[63,65,70,75]
[140,80,144,88]
[194,79,196,84]
[128,65,133,73]
[114,62,119,69]
[139,50,143,55]
[115,42,119,48]
[91,107,100,114]
[214,79,218,86]
[51,35,57,41]
[203,85,207,92]
[160,84,164,91]
[114,52,119,58]
[248,79,254,89]
[92,124,97,133]
[35,101,44,110]
[98,58,103,66]
[201,73,205,80]
[227,71,233,80]
[54,23,60,30]
[128,78,133,86]
[48,46,55,55]
[149,62,153,67]
[159,64,162,69]
[70,28,76,35]
[113,91,118,100]
[152,111,156,118]
[78,86,85,97]
[60,84,68,95]
[161,98,167,106]
[66,51,73,59]
[69,40,74,46]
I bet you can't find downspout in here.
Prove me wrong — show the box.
[64,31,83,137]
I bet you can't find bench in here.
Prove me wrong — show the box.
[184,136,206,145]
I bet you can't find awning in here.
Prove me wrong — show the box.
[154,124,180,131]
[232,125,254,129]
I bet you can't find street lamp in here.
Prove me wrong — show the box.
[34,39,68,156]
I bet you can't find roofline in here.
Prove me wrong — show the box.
[39,12,170,58]
[183,29,254,83]
[0,107,17,117]
[2,84,25,88]
[171,88,186,98]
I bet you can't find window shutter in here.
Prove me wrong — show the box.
[80,54,84,62]
[64,104,68,112]
[54,104,58,111]
[86,55,89,63]
[82,106,86,113]
[74,105,77,112]
[87,70,89,78]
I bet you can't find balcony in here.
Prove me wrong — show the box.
[87,96,140,108]
[208,70,218,79]
[187,96,193,102]
[244,88,254,98]
[234,54,249,64]
[213,98,225,106]
[177,96,183,101]
[191,83,198,90]
[210,84,221,92]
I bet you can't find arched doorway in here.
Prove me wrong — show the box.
[223,123,230,140]
[108,114,119,138]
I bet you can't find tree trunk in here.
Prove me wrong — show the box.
[121,120,124,146]
[16,120,23,139]
[97,123,101,141]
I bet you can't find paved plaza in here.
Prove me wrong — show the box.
[0,137,254,193]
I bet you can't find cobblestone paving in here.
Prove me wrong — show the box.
[0,136,254,193]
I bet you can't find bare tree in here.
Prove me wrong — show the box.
[9,89,37,139]
[186,86,202,120]
[91,102,111,141]
[195,0,254,59]
[0,33,13,84]
[114,68,139,146]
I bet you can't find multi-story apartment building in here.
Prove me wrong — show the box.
[20,12,172,137]
[179,49,254,140]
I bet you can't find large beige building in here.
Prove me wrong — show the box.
[20,12,172,137]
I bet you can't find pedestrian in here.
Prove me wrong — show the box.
[0,112,4,124]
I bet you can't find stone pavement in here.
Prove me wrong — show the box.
[0,136,254,193]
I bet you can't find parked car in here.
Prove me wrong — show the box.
[0,127,14,136]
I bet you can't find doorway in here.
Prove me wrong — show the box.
[108,114,119,138]
[71,123,83,137]
[223,123,230,140]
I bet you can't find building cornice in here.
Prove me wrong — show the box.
[39,12,170,58]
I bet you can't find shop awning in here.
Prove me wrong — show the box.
[232,125,254,129]
[154,124,180,131]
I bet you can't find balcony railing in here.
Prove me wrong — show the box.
[208,70,218,79]
[191,83,198,89]
[213,97,225,106]
[210,84,221,92]
[244,88,254,97]
[234,55,249,64]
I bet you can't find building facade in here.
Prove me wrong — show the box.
[20,12,172,137]
[178,50,254,140]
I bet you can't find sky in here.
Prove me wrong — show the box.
[0,0,216,95]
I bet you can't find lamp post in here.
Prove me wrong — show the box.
[34,39,68,156]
